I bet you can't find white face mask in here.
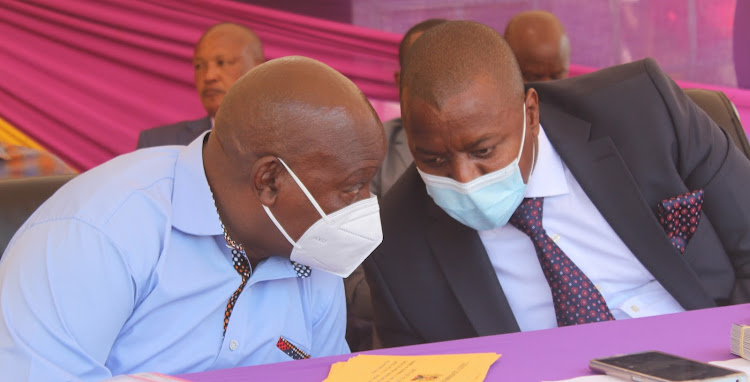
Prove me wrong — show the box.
[262,158,383,277]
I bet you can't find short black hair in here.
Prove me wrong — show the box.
[401,20,524,110]
[398,19,448,66]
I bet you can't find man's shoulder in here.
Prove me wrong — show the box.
[375,165,433,252]
[381,165,427,216]
[26,148,181,233]
[531,58,666,102]
[137,116,211,148]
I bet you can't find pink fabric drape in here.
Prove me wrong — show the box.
[0,0,400,170]
[0,0,748,171]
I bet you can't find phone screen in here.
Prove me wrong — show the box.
[594,351,741,381]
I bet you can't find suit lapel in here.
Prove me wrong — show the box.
[425,200,521,336]
[540,102,715,310]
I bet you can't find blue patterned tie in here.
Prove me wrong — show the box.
[509,197,615,326]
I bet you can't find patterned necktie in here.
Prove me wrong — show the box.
[509,197,615,326]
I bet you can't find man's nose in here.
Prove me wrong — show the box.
[204,62,220,82]
[450,159,482,184]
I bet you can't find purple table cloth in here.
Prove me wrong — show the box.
[178,304,750,382]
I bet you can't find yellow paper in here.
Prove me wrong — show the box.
[324,353,501,382]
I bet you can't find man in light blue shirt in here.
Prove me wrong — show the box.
[0,56,386,381]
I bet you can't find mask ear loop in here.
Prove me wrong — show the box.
[260,157,329,249]
[516,103,527,161]
[276,157,328,220]
[262,204,301,248]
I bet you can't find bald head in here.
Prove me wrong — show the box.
[504,10,570,82]
[214,56,381,166]
[401,20,524,111]
[197,23,264,63]
[194,23,265,117]
[205,56,385,260]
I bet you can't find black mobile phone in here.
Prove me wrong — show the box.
[589,351,747,382]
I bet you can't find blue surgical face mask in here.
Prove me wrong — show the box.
[418,104,534,231]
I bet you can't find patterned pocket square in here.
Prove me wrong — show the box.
[276,336,310,360]
[656,189,704,253]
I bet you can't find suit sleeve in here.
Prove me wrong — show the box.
[644,59,750,303]
[0,220,135,381]
[136,130,152,149]
[364,252,424,348]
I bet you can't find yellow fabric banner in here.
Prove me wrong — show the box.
[0,116,44,150]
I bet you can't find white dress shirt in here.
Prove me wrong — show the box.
[479,126,684,332]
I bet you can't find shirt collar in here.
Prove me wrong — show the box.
[524,125,570,198]
[249,257,311,284]
[173,133,313,277]
[172,131,222,236]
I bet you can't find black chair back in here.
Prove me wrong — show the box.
[0,174,75,255]
[684,88,749,159]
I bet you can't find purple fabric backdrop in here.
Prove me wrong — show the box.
[353,0,738,88]
[735,0,750,88]
[0,0,747,171]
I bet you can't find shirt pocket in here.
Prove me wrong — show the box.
[276,335,311,360]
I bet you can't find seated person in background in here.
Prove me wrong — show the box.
[345,18,447,353]
[0,56,386,380]
[504,10,570,82]
[371,18,447,197]
[365,21,750,348]
[0,141,74,178]
[137,22,265,148]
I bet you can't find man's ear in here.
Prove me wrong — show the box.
[524,88,541,138]
[252,156,285,207]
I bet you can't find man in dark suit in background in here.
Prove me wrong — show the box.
[365,21,750,348]
[137,23,265,148]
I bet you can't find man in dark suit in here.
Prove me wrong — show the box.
[365,21,750,348]
[137,23,265,148]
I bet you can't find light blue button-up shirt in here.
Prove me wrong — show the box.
[0,133,349,381]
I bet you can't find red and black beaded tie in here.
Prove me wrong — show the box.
[211,190,312,336]
[223,244,251,336]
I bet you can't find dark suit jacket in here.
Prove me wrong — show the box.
[364,58,750,348]
[136,116,211,149]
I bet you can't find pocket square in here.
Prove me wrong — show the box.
[276,336,310,360]
[656,189,704,253]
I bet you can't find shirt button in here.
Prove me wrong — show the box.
[229,340,238,351]
[552,234,561,243]
[631,305,640,313]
